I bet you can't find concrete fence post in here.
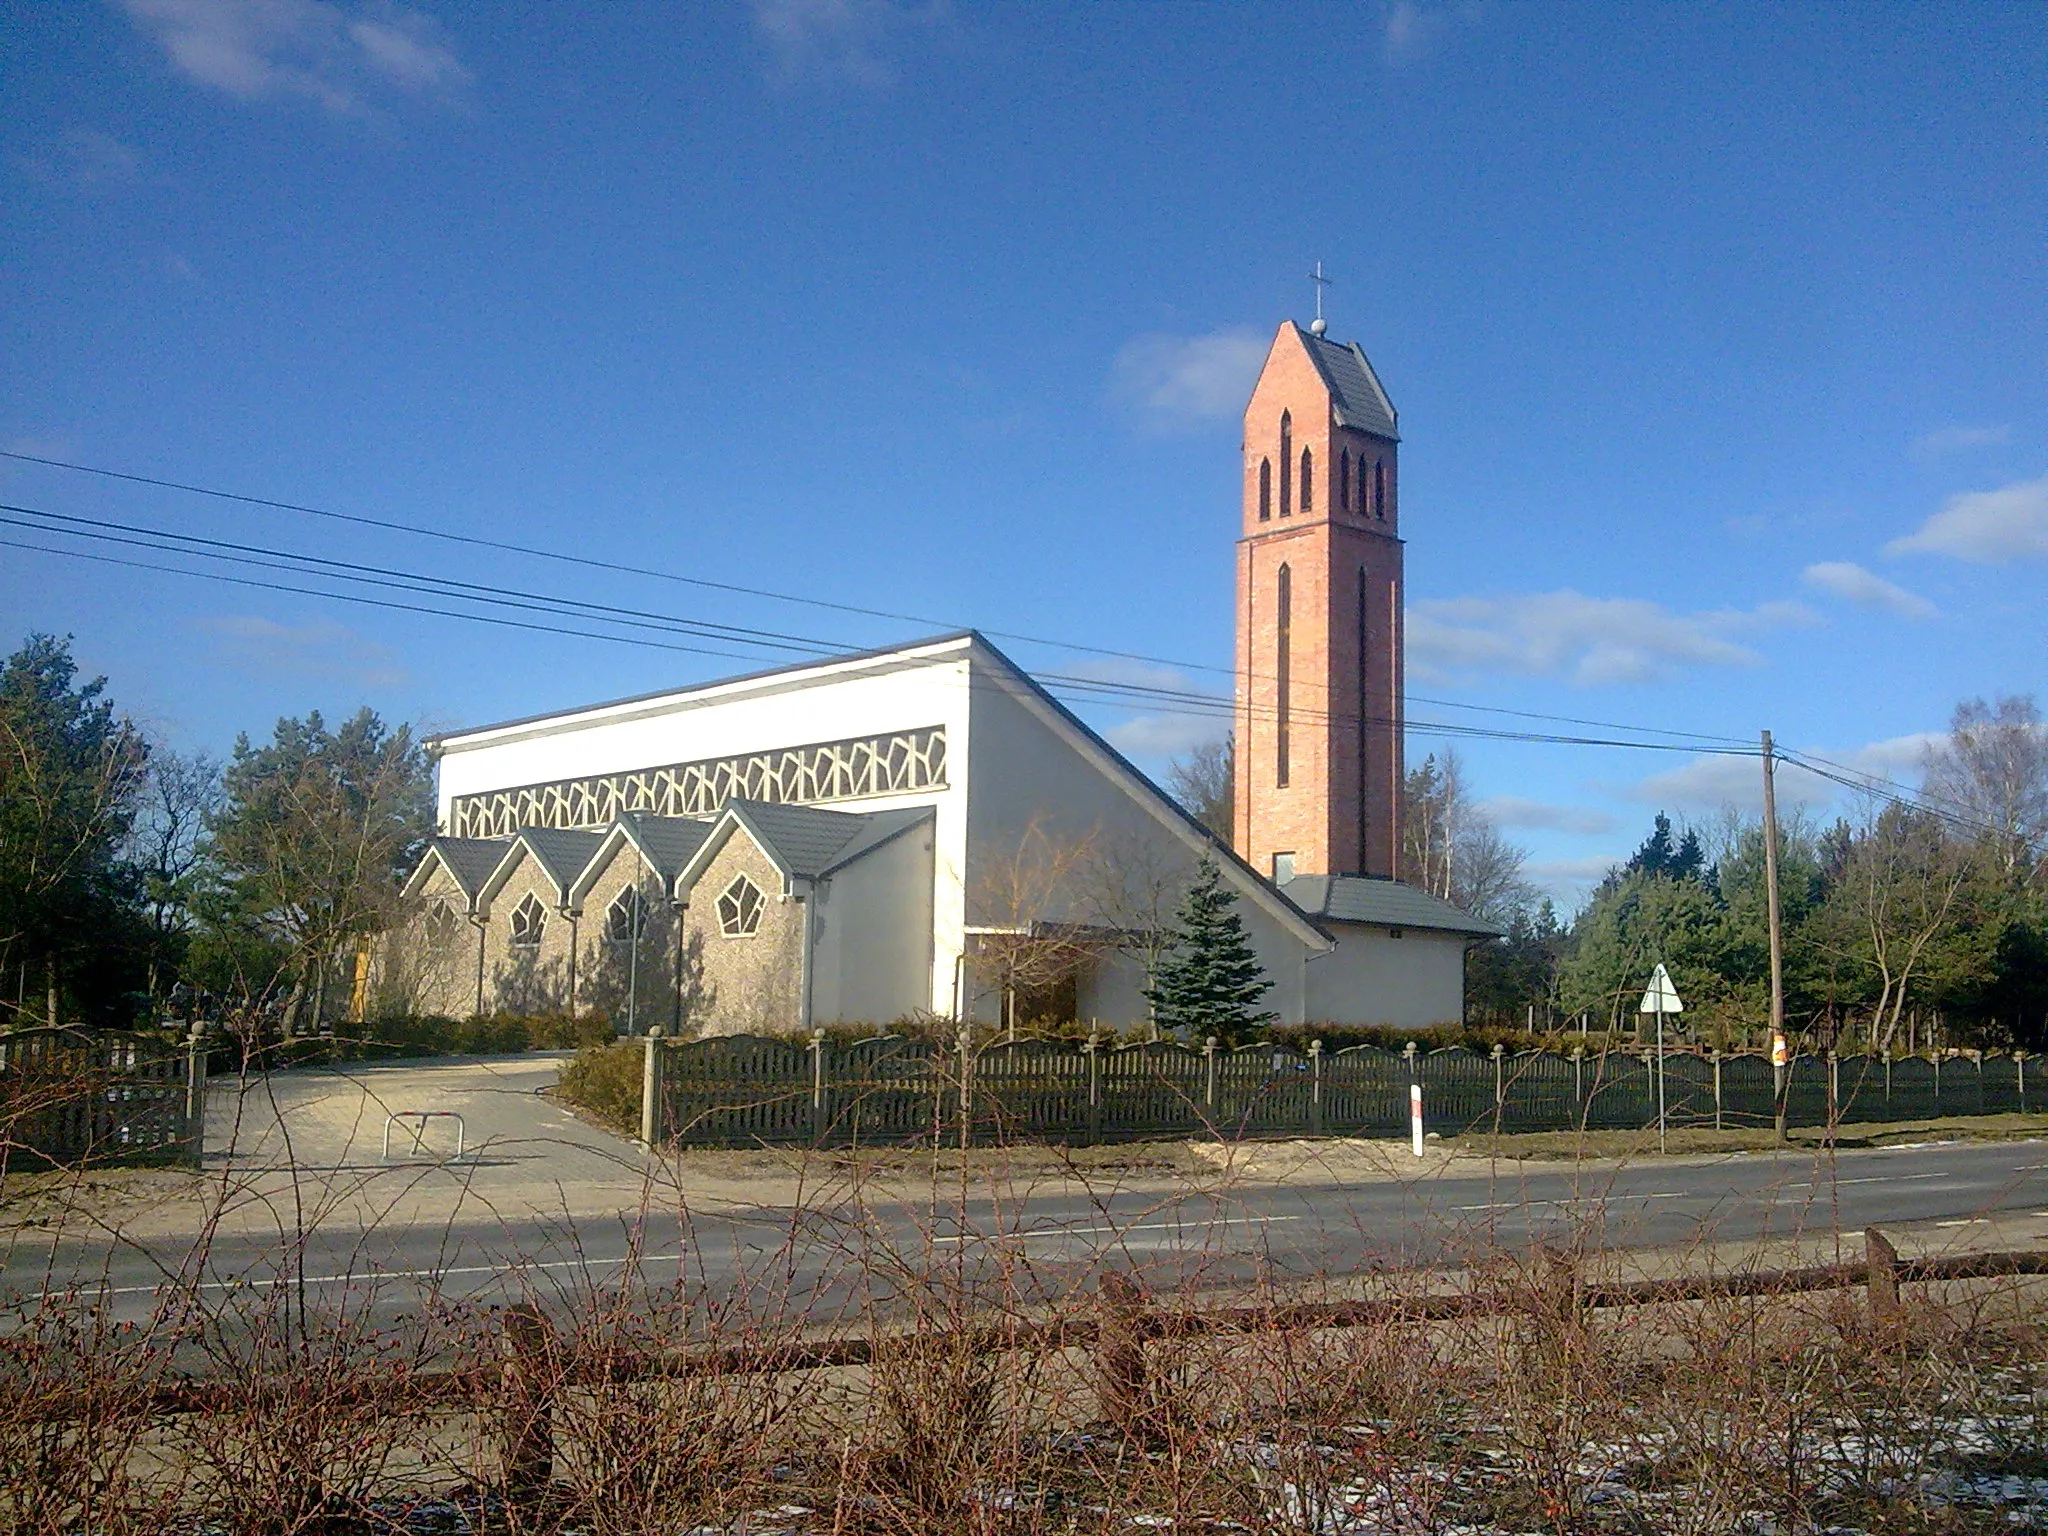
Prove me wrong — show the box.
[1308,1038,1324,1137]
[1203,1036,1218,1112]
[498,1304,557,1503]
[1884,1050,1892,1111]
[1095,1270,1152,1438]
[1711,1049,1723,1133]
[639,1027,664,1148]
[1866,1226,1902,1338]
[1491,1043,1506,1137]
[1828,1051,1840,1129]
[1933,1051,1943,1114]
[1571,1046,1585,1123]
[2020,1050,2028,1113]
[1084,1032,1102,1146]
[809,1028,827,1142]
[957,1026,973,1150]
[184,1024,207,1167]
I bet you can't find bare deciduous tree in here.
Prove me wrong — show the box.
[967,820,1107,1034]
[1165,735,1234,846]
[1923,694,2048,881]
[1402,747,1534,919]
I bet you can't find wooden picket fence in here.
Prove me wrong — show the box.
[646,1031,2037,1149]
[0,1025,204,1167]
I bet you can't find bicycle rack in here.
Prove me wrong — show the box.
[382,1110,467,1161]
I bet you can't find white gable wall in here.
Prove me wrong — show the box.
[959,654,1327,1028]
[810,823,937,1026]
[1304,922,1469,1028]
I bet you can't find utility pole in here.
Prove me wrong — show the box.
[1762,729,1788,1143]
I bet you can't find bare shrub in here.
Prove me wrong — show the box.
[167,1283,439,1536]
[0,1291,170,1536]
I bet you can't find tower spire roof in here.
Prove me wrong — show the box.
[1294,326,1399,441]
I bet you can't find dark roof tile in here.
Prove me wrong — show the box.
[1279,874,1502,936]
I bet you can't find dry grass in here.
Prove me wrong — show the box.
[7,1065,2048,1536]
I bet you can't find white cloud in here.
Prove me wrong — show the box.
[12,128,144,190]
[1800,561,1937,620]
[1111,327,1269,429]
[1523,856,1619,903]
[1625,730,1948,817]
[1626,753,1834,816]
[119,0,468,114]
[1059,656,1200,694]
[751,0,945,88]
[1405,590,1815,687]
[1383,1,1441,59]
[1887,472,2048,564]
[197,614,408,688]
[1914,424,2011,455]
[1476,796,1617,836]
[1101,714,1226,761]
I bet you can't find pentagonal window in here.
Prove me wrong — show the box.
[425,900,459,947]
[605,887,640,947]
[509,892,547,949]
[716,874,764,938]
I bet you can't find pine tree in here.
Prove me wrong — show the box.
[1144,856,1274,1043]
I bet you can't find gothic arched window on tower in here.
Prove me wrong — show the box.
[1300,448,1314,512]
[1373,460,1386,520]
[1279,412,1293,516]
[1340,450,1352,512]
[1259,459,1271,521]
[1276,562,1292,789]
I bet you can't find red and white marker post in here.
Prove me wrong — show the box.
[1410,1081,1425,1157]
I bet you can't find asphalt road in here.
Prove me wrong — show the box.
[7,1057,2048,1327]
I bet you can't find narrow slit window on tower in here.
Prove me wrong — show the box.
[1374,460,1386,520]
[1340,450,1352,512]
[1300,448,1314,512]
[1276,562,1292,788]
[1258,458,1271,521]
[1358,567,1371,864]
[1279,412,1293,516]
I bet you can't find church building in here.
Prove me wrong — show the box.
[388,320,1498,1034]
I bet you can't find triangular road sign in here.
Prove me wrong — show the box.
[1639,962,1684,1015]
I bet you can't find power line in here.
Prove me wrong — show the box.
[3,519,1757,758]
[0,447,1756,749]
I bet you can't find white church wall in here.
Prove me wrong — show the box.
[811,822,936,1027]
[959,658,1322,1028]
[1077,949,1152,1035]
[1303,922,1468,1029]
[433,640,978,1017]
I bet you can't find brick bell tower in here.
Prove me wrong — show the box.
[1233,319,1404,881]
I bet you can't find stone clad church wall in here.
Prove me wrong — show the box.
[683,831,803,1037]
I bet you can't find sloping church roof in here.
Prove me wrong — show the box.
[718,800,932,881]
[1278,874,1501,937]
[617,813,713,882]
[426,837,511,896]
[513,827,605,899]
[1299,326,1399,441]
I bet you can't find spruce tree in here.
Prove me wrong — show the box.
[1144,856,1274,1043]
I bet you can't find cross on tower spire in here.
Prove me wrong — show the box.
[1307,261,1331,333]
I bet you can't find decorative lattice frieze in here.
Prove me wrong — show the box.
[447,725,947,837]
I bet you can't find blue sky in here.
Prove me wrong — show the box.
[4,2,2043,904]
